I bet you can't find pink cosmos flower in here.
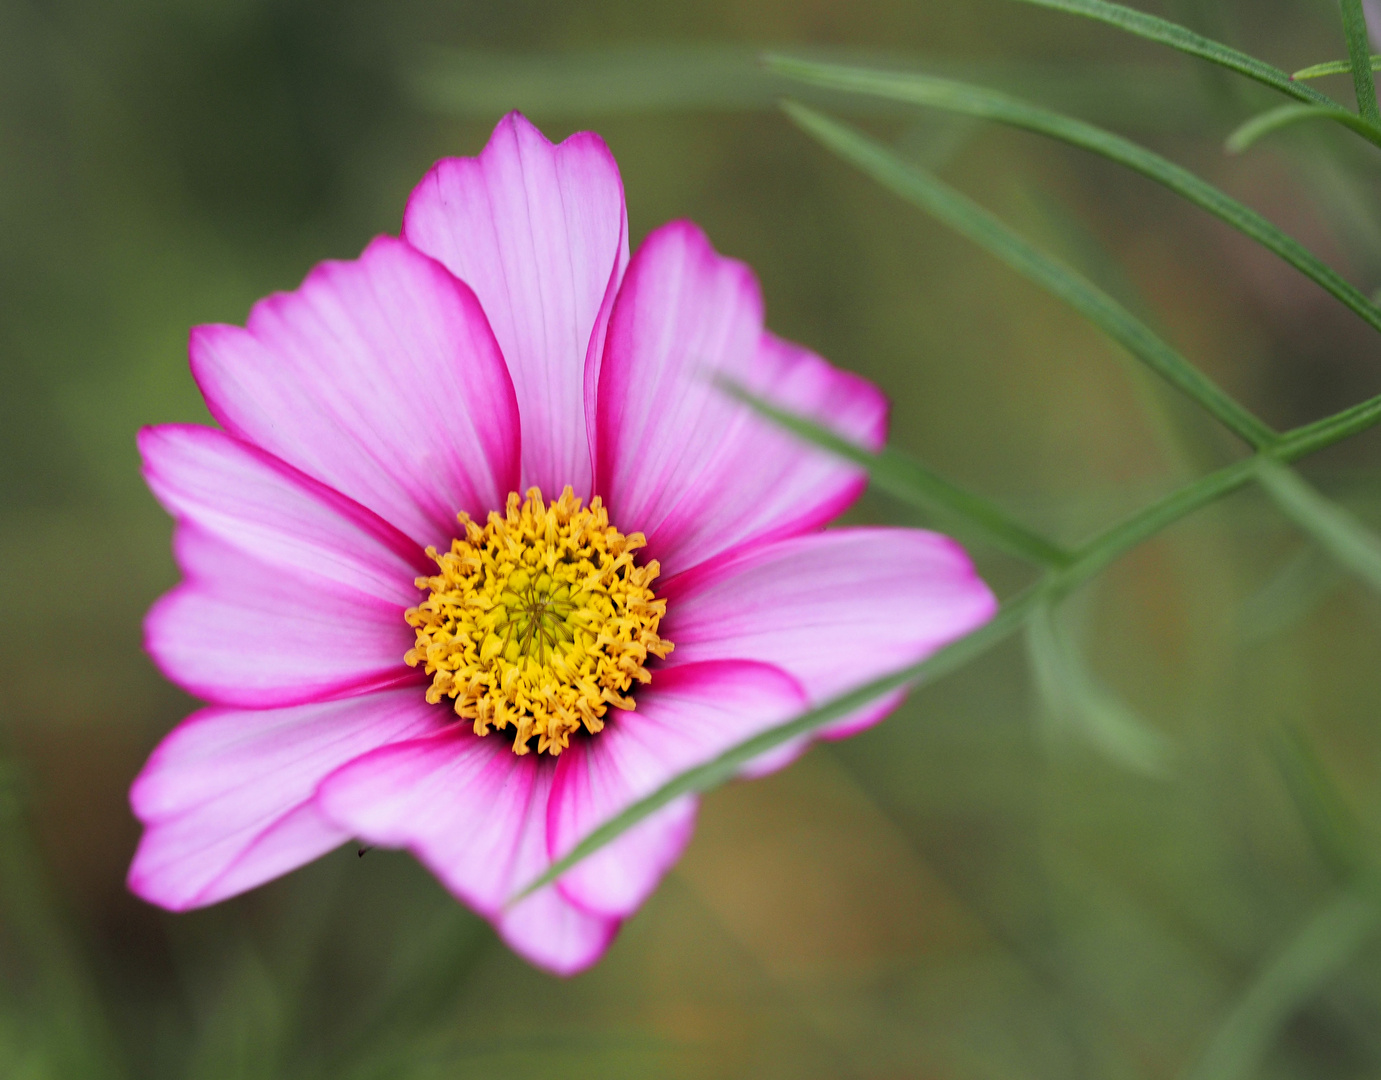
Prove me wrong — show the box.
[129,112,997,975]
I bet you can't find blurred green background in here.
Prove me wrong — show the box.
[4,0,1381,1076]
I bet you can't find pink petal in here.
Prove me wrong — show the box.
[548,661,807,918]
[140,424,429,606]
[595,221,887,577]
[190,235,520,550]
[660,528,998,739]
[404,112,629,500]
[317,730,618,976]
[145,525,419,709]
[128,689,443,910]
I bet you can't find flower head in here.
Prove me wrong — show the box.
[406,485,673,754]
[129,113,997,974]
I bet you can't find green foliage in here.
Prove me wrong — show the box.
[1225,102,1381,151]
[1004,0,1345,109]
[1294,55,1381,79]
[8,1,1381,1078]
[1337,0,1381,122]
[783,102,1281,452]
[763,56,1381,335]
[534,11,1381,1057]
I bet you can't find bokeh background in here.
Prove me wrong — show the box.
[4,0,1381,1076]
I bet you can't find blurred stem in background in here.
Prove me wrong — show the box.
[510,8,1381,1075]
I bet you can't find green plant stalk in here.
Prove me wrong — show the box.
[1004,0,1341,110]
[1059,405,1381,592]
[764,57,1381,336]
[1294,56,1381,80]
[511,41,1381,910]
[1340,0,1381,123]
[783,102,1280,449]
[1226,103,1381,153]
[1275,392,1381,457]
[720,382,1073,567]
[511,586,1046,903]
[512,390,1381,902]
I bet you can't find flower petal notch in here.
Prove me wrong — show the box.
[129,111,996,975]
[404,112,629,501]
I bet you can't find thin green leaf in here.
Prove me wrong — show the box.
[1255,458,1381,593]
[766,56,1381,336]
[1061,458,1261,590]
[1277,392,1381,459]
[720,381,1073,567]
[1339,0,1381,123]
[1005,0,1342,110]
[1293,55,1381,80]
[1058,402,1381,591]
[1026,599,1174,776]
[509,587,1043,904]
[1226,103,1381,153]
[1181,892,1379,1080]
[506,389,1381,905]
[782,101,1279,450]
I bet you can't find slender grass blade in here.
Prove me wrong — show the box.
[767,56,1381,336]
[782,101,1279,449]
[1293,56,1381,80]
[1226,103,1381,152]
[509,589,1042,903]
[721,381,1073,567]
[1340,0,1381,122]
[1006,0,1341,110]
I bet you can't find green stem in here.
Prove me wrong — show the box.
[721,382,1074,567]
[1059,399,1381,591]
[1006,0,1342,110]
[512,587,1045,904]
[1256,459,1381,593]
[784,102,1280,449]
[510,378,1381,900]
[1340,0,1381,123]
[766,57,1381,337]
[1059,459,1259,590]
[1294,55,1381,81]
[1277,393,1381,459]
[1225,103,1381,154]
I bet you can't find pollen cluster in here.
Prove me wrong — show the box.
[405,487,674,756]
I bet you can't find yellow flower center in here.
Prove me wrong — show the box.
[404,487,674,756]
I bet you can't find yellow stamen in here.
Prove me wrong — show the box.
[405,487,674,756]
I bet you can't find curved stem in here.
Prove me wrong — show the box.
[767,57,1381,336]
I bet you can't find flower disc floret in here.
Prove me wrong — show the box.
[405,487,674,755]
